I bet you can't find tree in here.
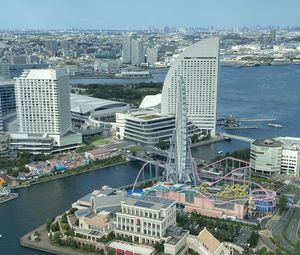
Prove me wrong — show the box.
[293,241,300,255]
[156,139,169,150]
[289,184,297,194]
[153,241,165,253]
[248,231,259,247]
[191,134,199,143]
[278,195,287,214]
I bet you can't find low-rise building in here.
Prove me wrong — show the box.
[9,132,82,154]
[188,227,231,255]
[275,137,300,176]
[85,148,120,161]
[115,195,177,245]
[63,186,243,255]
[116,110,201,145]
[251,137,300,176]
[250,139,282,175]
[70,93,129,122]
[153,184,248,219]
[107,241,155,255]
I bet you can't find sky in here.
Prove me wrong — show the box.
[0,0,299,30]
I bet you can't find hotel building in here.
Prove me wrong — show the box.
[161,38,220,137]
[12,68,81,152]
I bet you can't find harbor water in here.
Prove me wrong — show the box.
[1,65,300,254]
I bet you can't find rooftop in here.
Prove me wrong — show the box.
[139,114,161,120]
[198,227,221,252]
[70,93,128,115]
[108,241,154,255]
[275,137,300,150]
[124,194,175,210]
[252,139,282,148]
[17,68,66,80]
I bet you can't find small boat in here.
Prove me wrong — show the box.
[218,151,223,154]
[0,234,2,238]
[268,123,282,128]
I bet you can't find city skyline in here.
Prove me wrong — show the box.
[1,0,300,30]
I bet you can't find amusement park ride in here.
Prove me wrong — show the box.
[132,77,276,217]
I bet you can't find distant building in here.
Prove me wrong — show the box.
[0,134,9,158]
[45,40,59,52]
[60,40,73,50]
[122,34,131,64]
[250,139,283,175]
[0,80,15,131]
[0,62,10,80]
[270,29,276,43]
[146,47,158,66]
[161,38,220,137]
[131,39,144,65]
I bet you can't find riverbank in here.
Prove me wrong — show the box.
[11,158,128,190]
[20,225,95,255]
[0,192,18,204]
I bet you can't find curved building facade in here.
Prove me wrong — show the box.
[161,38,220,136]
[250,139,283,175]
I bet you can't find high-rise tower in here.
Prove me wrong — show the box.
[14,68,71,146]
[131,39,144,65]
[161,38,220,137]
[122,34,132,64]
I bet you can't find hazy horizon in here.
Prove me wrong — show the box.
[1,0,300,30]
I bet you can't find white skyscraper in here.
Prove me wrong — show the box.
[122,34,131,64]
[131,39,144,65]
[161,38,220,137]
[14,68,72,146]
[146,47,158,66]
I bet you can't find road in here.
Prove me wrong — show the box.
[235,227,252,246]
[271,181,300,251]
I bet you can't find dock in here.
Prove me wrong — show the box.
[223,126,258,130]
[239,118,276,122]
[0,193,18,204]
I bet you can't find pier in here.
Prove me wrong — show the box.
[219,132,255,143]
[238,118,276,122]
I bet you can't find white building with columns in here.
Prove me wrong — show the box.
[115,195,177,244]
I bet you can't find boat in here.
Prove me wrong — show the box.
[218,151,223,154]
[268,123,282,128]
[0,234,2,238]
[115,71,152,79]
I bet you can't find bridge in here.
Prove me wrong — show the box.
[219,132,255,143]
[126,153,166,168]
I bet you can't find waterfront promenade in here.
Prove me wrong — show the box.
[20,225,93,255]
